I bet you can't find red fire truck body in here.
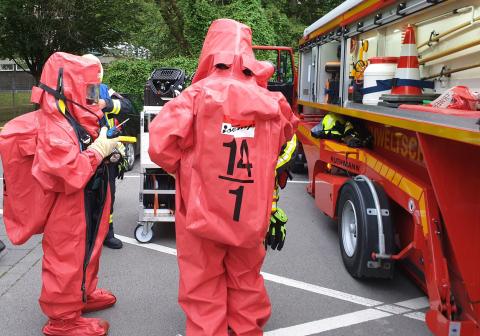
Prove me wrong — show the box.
[294,0,480,335]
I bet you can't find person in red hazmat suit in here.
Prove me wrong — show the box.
[29,52,119,335]
[148,19,298,335]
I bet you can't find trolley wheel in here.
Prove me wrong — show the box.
[338,179,394,279]
[134,223,154,243]
[125,143,136,171]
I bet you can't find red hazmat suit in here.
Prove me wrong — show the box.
[148,19,298,335]
[26,52,113,335]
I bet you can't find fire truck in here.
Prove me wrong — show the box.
[293,0,480,335]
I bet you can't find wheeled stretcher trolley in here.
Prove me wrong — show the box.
[134,68,186,243]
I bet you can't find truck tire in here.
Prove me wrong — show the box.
[338,179,395,279]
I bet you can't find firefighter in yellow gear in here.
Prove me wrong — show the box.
[82,54,134,249]
[100,87,133,249]
[265,134,298,251]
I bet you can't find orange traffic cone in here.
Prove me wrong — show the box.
[391,25,422,95]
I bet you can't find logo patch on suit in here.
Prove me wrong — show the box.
[221,116,255,138]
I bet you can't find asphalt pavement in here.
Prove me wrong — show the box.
[0,162,432,336]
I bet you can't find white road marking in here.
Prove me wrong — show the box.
[0,209,3,215]
[264,309,392,336]
[261,272,382,307]
[116,235,177,256]
[117,234,382,307]
[116,234,429,331]
[288,180,309,184]
[123,174,140,178]
[403,312,426,322]
[395,297,429,310]
[376,304,411,315]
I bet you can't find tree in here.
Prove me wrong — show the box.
[155,0,191,55]
[289,0,345,25]
[261,0,344,26]
[263,4,304,48]
[130,0,344,61]
[181,0,218,55]
[128,1,170,59]
[222,0,276,46]
[180,0,275,56]
[0,0,143,82]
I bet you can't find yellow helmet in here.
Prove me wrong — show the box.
[321,113,345,136]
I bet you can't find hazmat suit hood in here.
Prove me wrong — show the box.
[149,18,298,249]
[31,52,103,138]
[192,19,274,88]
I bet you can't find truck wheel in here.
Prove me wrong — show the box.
[338,179,395,279]
[125,143,136,171]
[338,181,365,277]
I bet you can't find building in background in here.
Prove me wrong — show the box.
[0,59,35,91]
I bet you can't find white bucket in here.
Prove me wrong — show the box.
[362,57,398,105]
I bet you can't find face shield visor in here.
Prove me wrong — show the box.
[86,83,100,105]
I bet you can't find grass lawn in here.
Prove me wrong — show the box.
[0,91,35,125]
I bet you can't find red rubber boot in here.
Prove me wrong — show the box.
[43,315,109,336]
[82,288,117,313]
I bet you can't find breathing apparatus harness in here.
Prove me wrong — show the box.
[37,68,102,150]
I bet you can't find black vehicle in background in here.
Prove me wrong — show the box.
[114,93,140,171]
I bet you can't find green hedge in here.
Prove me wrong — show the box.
[0,92,35,125]
[103,56,198,111]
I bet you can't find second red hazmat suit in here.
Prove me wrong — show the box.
[149,19,298,335]
[28,52,117,335]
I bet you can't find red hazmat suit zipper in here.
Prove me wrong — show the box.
[81,163,108,303]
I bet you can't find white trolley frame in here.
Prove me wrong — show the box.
[134,105,175,243]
